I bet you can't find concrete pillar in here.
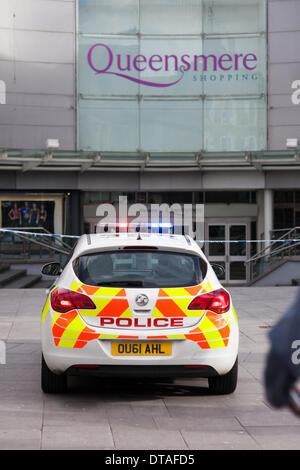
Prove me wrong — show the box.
[256,190,264,252]
[264,189,273,253]
[69,190,82,236]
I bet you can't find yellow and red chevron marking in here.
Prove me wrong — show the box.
[51,309,100,348]
[183,312,231,349]
[48,279,232,349]
[151,281,214,319]
[157,280,213,299]
[71,279,126,298]
[96,298,130,317]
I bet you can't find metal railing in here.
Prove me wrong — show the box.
[246,227,300,281]
[0,227,75,264]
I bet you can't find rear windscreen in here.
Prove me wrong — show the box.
[73,250,206,288]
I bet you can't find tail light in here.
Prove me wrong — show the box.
[188,288,230,314]
[51,288,96,313]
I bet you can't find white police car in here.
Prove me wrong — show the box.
[41,232,239,394]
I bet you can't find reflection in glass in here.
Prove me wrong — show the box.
[204,98,266,151]
[78,0,138,35]
[202,36,266,96]
[78,99,139,151]
[140,100,202,152]
[203,0,266,35]
[78,37,139,96]
[140,38,203,96]
[209,225,225,256]
[77,0,267,153]
[140,0,203,35]
[230,261,246,280]
[230,225,246,256]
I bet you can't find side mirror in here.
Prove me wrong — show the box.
[42,262,61,276]
[211,263,225,278]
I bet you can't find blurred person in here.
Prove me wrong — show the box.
[21,202,31,227]
[8,202,21,227]
[30,202,40,227]
[39,203,48,227]
[264,288,300,415]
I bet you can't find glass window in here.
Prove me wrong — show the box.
[78,99,139,151]
[78,0,139,35]
[141,99,203,151]
[136,192,147,203]
[202,36,266,96]
[274,191,294,204]
[208,225,225,256]
[78,37,139,96]
[167,192,193,204]
[140,37,203,96]
[195,192,204,203]
[74,250,205,287]
[203,0,266,35]
[273,208,294,230]
[204,98,266,151]
[147,192,192,204]
[205,191,250,204]
[140,0,203,35]
[147,193,165,204]
[84,192,110,203]
[77,0,267,153]
[230,261,246,280]
[229,225,246,256]
[111,192,136,203]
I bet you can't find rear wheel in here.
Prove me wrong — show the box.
[208,357,238,395]
[41,355,67,394]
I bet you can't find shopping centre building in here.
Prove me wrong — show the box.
[0,0,300,285]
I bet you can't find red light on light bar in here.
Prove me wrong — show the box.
[188,288,230,314]
[118,223,129,228]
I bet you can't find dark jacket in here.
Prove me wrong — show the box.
[264,288,300,407]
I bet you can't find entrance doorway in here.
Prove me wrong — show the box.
[204,220,251,284]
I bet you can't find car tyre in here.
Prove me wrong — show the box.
[208,357,238,395]
[41,355,67,394]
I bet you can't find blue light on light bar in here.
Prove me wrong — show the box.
[149,223,173,228]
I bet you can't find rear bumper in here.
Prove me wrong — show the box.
[66,364,219,379]
[42,308,239,377]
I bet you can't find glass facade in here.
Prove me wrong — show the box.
[77,0,267,153]
[274,191,300,230]
[83,190,256,205]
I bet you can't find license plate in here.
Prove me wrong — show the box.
[111,342,172,356]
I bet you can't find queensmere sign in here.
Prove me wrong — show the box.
[87,43,258,88]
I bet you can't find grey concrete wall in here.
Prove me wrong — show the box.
[268,0,300,150]
[0,0,76,150]
[1,168,300,191]
[252,260,300,286]
[0,1,300,153]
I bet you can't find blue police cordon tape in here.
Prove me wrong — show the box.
[0,228,299,243]
[0,228,79,239]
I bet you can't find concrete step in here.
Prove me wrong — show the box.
[0,269,27,287]
[29,279,53,289]
[5,274,43,289]
[0,263,10,274]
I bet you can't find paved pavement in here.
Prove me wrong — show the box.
[0,287,299,450]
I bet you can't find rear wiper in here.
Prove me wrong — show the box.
[97,280,144,287]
